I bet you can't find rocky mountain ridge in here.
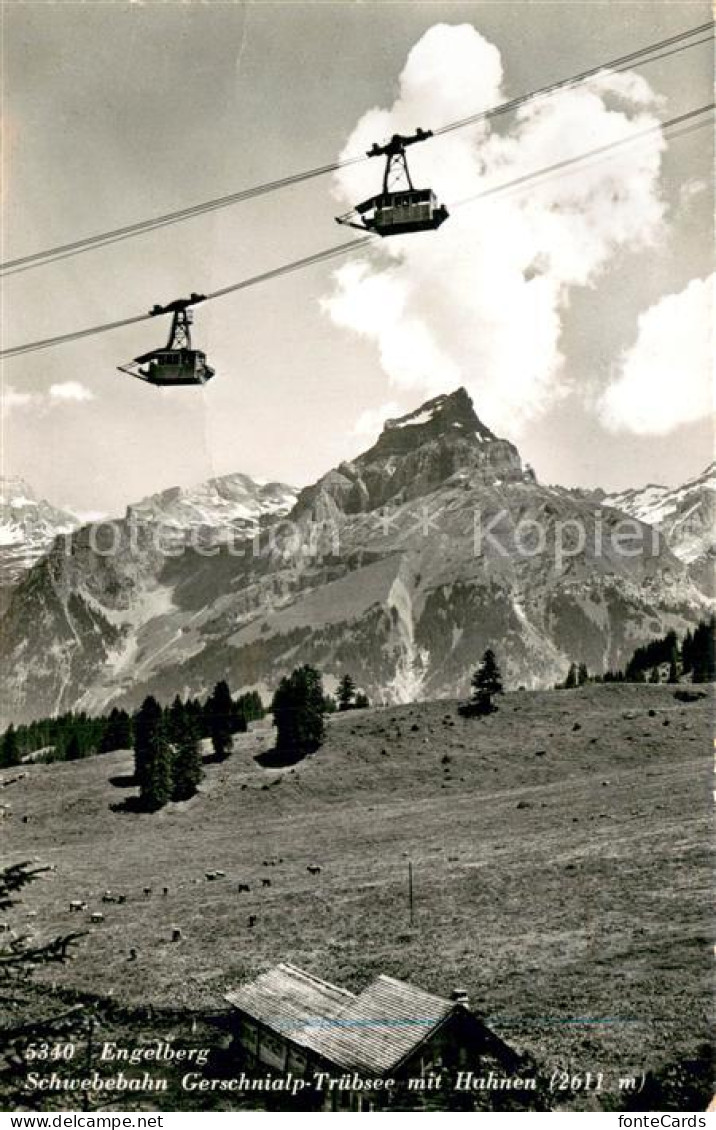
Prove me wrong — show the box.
[1,390,710,724]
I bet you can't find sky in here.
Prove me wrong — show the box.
[1,0,713,516]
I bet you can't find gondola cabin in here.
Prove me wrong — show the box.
[358,189,448,237]
[118,292,215,388]
[133,348,214,387]
[336,128,449,238]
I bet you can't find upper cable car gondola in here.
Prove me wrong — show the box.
[336,128,449,237]
[118,293,215,386]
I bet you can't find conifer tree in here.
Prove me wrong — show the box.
[564,663,579,689]
[172,716,203,802]
[1,725,19,768]
[207,680,234,760]
[134,696,164,793]
[461,649,504,716]
[337,674,356,712]
[65,733,83,761]
[272,665,326,755]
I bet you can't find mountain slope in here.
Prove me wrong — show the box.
[0,390,710,724]
[604,463,715,566]
[0,478,80,612]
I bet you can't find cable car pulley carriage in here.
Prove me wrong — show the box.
[118,293,215,386]
[336,127,449,237]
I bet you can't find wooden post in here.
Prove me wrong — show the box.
[83,1013,95,1111]
[408,859,414,927]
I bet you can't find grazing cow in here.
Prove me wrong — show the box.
[171,927,183,942]
[306,865,322,875]
[261,878,271,888]
[143,887,152,898]
[90,912,104,924]
[237,883,250,893]
[69,900,87,913]
[205,872,217,881]
[247,915,256,928]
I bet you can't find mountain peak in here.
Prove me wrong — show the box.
[295,388,526,520]
[376,387,496,452]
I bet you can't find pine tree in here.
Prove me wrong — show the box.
[100,707,133,753]
[337,674,356,712]
[354,692,370,709]
[166,695,187,745]
[577,662,589,686]
[564,663,579,689]
[65,733,83,761]
[649,667,660,684]
[272,665,326,756]
[461,649,504,716]
[207,680,234,760]
[171,716,203,802]
[668,647,679,684]
[134,696,164,792]
[1,725,20,768]
[142,726,173,811]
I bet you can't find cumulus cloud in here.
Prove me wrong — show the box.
[322,23,666,434]
[49,381,95,403]
[1,381,95,418]
[1,386,36,417]
[599,275,713,435]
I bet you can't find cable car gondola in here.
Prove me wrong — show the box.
[336,128,449,237]
[118,293,215,386]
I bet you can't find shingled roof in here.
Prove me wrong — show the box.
[224,963,355,1041]
[225,965,461,1074]
[303,974,456,1074]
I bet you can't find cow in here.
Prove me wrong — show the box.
[247,915,256,928]
[307,865,322,875]
[128,948,138,961]
[261,878,272,888]
[143,887,152,898]
[163,887,169,896]
[69,900,87,913]
[171,927,183,942]
[237,883,250,893]
[102,891,125,904]
[90,912,104,924]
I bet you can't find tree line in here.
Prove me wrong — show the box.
[557,615,714,689]
[0,684,264,771]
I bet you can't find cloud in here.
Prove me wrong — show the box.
[48,381,95,403]
[322,23,666,434]
[1,386,36,417]
[599,275,713,435]
[678,178,707,209]
[352,399,401,440]
[1,381,95,418]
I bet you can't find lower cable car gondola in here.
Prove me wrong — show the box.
[336,128,449,237]
[118,293,215,387]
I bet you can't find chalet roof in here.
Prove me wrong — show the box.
[303,974,456,1074]
[225,966,458,1074]
[224,962,356,1041]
